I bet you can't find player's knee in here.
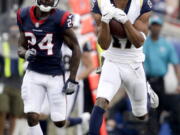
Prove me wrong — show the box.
[54,120,66,128]
[95,97,109,110]
[135,114,148,121]
[27,113,40,127]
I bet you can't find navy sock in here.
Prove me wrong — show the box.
[39,120,48,135]
[89,106,105,135]
[68,117,82,127]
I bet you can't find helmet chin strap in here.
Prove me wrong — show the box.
[38,5,53,12]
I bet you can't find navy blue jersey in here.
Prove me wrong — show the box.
[91,0,152,16]
[17,6,73,75]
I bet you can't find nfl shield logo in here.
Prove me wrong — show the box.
[35,23,40,28]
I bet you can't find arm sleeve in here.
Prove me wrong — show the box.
[140,0,152,15]
[168,42,179,64]
[91,0,101,15]
[16,9,24,32]
[60,11,73,31]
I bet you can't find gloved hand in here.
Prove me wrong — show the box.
[25,48,37,62]
[113,8,128,24]
[101,0,115,23]
[63,79,79,95]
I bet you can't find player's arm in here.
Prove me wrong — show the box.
[92,13,101,26]
[123,12,151,48]
[63,28,81,80]
[113,0,152,48]
[18,31,28,58]
[17,9,28,59]
[18,32,36,61]
[174,65,180,93]
[77,52,95,80]
[124,12,151,48]
[17,9,36,60]
[92,13,112,50]
[174,65,180,83]
[98,21,112,50]
[91,0,114,50]
[114,11,151,48]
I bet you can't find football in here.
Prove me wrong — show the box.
[109,19,127,38]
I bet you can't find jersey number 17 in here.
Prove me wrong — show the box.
[113,36,132,49]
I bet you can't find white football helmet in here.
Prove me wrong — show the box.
[35,0,59,12]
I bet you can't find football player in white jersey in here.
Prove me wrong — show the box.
[89,0,159,134]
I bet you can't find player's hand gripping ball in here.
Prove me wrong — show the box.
[100,0,116,23]
[101,4,115,23]
[63,79,79,95]
[100,0,127,38]
[109,8,128,38]
[109,20,127,38]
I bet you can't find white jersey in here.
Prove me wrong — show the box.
[61,45,72,73]
[92,0,152,63]
[61,32,95,75]
[61,43,83,76]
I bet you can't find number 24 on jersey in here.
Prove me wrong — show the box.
[25,32,54,55]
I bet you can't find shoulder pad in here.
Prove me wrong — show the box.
[91,0,101,15]
[17,7,30,24]
[140,0,152,15]
[54,9,73,30]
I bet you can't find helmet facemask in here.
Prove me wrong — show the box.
[36,0,59,12]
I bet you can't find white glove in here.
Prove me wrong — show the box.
[113,8,128,24]
[25,48,37,61]
[63,79,79,95]
[100,0,115,23]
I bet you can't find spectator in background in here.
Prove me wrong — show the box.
[151,0,166,14]
[0,35,5,135]
[0,25,26,135]
[178,0,180,19]
[143,15,180,135]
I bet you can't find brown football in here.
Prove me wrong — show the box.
[109,19,127,38]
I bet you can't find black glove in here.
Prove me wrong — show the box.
[63,79,79,95]
[25,48,37,62]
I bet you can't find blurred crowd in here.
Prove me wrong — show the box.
[0,0,180,135]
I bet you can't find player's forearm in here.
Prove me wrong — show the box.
[69,45,81,80]
[77,66,95,80]
[98,22,112,50]
[174,64,180,83]
[123,21,145,48]
[18,36,27,59]
[77,71,90,81]
[18,46,27,59]
[18,32,28,59]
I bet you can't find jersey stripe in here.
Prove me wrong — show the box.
[30,6,47,25]
[140,0,143,8]
[97,0,101,10]
[17,9,22,24]
[60,12,70,26]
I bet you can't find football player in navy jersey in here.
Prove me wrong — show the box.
[17,0,81,134]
